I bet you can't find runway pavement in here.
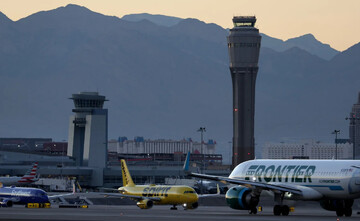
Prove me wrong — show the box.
[0,205,358,221]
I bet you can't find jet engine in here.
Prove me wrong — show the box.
[136,199,153,209]
[0,199,13,207]
[182,202,199,210]
[225,186,259,210]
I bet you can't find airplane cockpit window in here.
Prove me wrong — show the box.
[184,191,195,194]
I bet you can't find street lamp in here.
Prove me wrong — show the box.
[197,127,206,194]
[197,127,206,170]
[331,130,340,159]
[345,115,360,160]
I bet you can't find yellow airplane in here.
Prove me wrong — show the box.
[104,159,199,210]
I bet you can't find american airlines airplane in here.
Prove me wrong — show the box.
[184,153,360,217]
[0,162,39,186]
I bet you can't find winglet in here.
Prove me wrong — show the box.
[216,184,220,195]
[183,151,191,172]
[76,181,82,192]
[72,182,76,194]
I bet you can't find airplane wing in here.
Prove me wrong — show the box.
[101,192,161,202]
[189,172,302,195]
[198,184,222,198]
[0,196,21,203]
[48,183,76,200]
[183,151,302,195]
[97,187,119,192]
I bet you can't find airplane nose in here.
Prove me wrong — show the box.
[191,193,199,202]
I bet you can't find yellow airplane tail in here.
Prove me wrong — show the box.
[121,159,135,187]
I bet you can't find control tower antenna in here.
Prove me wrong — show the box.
[227,16,261,168]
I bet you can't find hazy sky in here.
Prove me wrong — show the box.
[1,0,359,51]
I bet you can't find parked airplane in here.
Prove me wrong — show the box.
[184,152,360,217]
[103,159,200,210]
[0,162,39,186]
[0,182,75,207]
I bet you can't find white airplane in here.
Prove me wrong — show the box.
[184,153,360,217]
[0,162,39,186]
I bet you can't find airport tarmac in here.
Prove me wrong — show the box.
[0,205,358,221]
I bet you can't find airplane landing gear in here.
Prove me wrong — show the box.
[248,207,257,214]
[170,205,177,210]
[335,206,352,217]
[273,205,289,216]
[344,207,352,217]
[335,199,353,217]
[273,192,290,216]
[281,205,290,216]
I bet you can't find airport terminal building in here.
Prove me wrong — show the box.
[262,140,353,159]
[0,135,223,188]
[0,137,225,188]
[0,92,226,188]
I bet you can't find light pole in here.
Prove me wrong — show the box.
[228,141,232,165]
[346,115,360,159]
[197,127,206,194]
[197,127,206,170]
[332,130,340,159]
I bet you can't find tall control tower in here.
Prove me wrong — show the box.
[227,16,261,168]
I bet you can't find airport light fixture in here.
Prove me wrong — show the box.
[331,130,340,159]
[197,127,206,194]
[345,115,360,160]
[197,127,206,168]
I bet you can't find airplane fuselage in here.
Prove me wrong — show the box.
[0,186,49,204]
[230,159,360,200]
[119,185,198,205]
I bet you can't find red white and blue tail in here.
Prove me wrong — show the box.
[18,162,39,184]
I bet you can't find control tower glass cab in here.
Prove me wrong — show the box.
[71,92,107,127]
[227,16,261,168]
[67,92,108,177]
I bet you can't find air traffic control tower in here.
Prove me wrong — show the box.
[228,16,261,168]
[67,92,108,171]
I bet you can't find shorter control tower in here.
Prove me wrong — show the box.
[67,92,108,172]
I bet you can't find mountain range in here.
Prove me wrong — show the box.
[0,4,359,160]
[121,13,340,60]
